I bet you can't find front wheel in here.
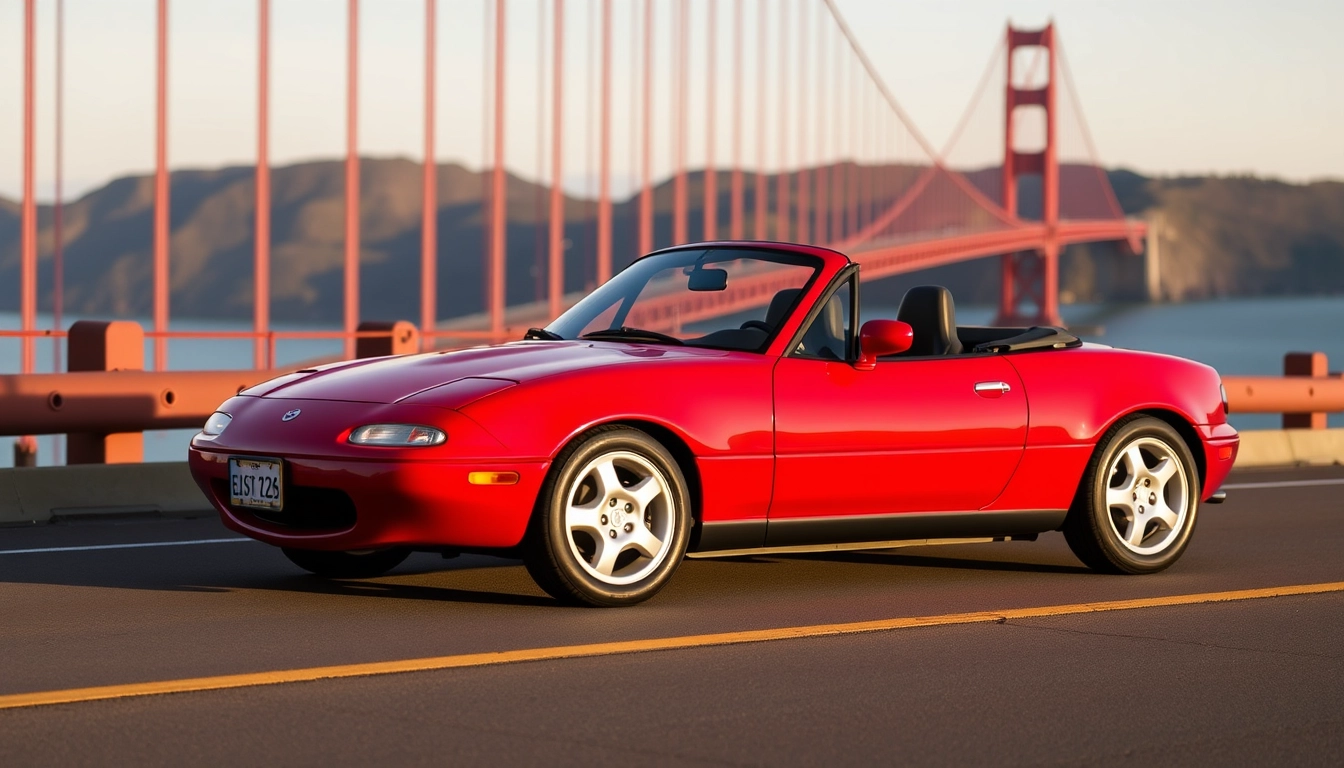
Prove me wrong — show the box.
[1063,416,1201,574]
[524,426,691,607]
[281,547,410,579]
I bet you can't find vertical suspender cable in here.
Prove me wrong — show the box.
[774,0,788,241]
[703,0,717,241]
[255,0,271,367]
[21,0,36,378]
[729,0,743,240]
[794,0,808,244]
[344,0,360,359]
[597,0,612,281]
[532,0,545,303]
[753,0,766,240]
[154,0,170,370]
[548,0,565,317]
[813,10,826,244]
[54,0,65,375]
[489,0,507,338]
[672,0,688,245]
[421,0,437,348]
[639,0,653,254]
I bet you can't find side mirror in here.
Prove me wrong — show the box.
[687,267,728,292]
[856,319,913,370]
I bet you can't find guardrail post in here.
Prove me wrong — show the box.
[1283,352,1328,430]
[13,436,37,467]
[67,320,145,464]
[355,321,419,359]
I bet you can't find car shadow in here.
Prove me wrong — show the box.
[0,541,563,607]
[774,549,1092,575]
[263,571,557,607]
[0,516,1091,607]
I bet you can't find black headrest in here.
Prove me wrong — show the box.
[765,288,801,328]
[896,285,962,356]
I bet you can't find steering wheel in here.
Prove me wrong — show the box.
[740,320,772,333]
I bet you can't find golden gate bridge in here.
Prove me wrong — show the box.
[4,0,1145,465]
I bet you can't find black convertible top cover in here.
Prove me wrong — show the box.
[970,326,1082,354]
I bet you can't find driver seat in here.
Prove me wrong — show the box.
[895,285,963,356]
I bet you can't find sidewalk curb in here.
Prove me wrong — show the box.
[1235,428,1344,468]
[0,428,1339,526]
[0,462,212,526]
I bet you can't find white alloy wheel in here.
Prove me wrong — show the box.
[1063,416,1202,575]
[563,450,675,585]
[523,425,692,606]
[1104,436,1191,556]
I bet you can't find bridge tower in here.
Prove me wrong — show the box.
[994,22,1062,327]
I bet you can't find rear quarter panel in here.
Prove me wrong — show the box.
[987,345,1229,511]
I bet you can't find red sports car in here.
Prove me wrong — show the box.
[188,241,1239,606]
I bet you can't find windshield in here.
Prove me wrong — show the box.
[545,247,824,351]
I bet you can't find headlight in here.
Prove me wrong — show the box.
[348,424,447,447]
[202,412,232,436]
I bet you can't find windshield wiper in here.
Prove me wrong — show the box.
[524,327,564,341]
[580,326,685,345]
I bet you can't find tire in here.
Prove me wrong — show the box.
[281,547,410,579]
[1063,416,1201,574]
[524,426,692,607]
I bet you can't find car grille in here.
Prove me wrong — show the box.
[211,480,357,531]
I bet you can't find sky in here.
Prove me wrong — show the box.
[1,0,1341,202]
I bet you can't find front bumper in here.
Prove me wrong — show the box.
[190,447,546,551]
[188,395,548,551]
[1198,423,1239,502]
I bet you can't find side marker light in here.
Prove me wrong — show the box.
[468,471,520,486]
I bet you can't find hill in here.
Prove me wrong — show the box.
[2,160,1342,323]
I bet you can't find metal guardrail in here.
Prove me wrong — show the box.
[0,369,269,435]
[2,330,1339,465]
[1222,377,1344,416]
[1223,351,1339,430]
[3,319,423,466]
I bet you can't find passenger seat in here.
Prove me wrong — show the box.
[895,285,962,356]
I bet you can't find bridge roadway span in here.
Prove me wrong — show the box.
[1,465,1342,765]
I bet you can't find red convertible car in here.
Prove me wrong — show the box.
[189,241,1239,606]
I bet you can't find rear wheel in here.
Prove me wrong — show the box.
[524,426,691,607]
[281,547,410,579]
[1063,416,1200,574]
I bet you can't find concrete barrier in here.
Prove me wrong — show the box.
[0,462,212,526]
[1235,428,1344,468]
[1,428,1339,526]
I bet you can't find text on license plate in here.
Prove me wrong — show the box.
[229,457,283,510]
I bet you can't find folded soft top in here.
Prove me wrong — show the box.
[959,325,1083,354]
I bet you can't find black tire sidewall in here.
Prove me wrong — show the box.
[1086,418,1200,573]
[540,428,691,606]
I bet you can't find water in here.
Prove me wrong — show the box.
[4,296,1343,467]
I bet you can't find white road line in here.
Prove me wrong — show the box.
[1222,478,1344,491]
[2,478,1339,553]
[0,538,253,556]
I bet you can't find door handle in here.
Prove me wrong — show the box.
[974,381,1011,398]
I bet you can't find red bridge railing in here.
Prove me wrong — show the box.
[2,329,1340,467]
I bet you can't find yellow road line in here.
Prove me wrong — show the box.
[4,581,1343,712]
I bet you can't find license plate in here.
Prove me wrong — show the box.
[229,457,284,511]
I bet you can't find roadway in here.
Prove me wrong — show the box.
[1,464,1342,766]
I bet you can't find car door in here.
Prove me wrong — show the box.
[768,279,1028,545]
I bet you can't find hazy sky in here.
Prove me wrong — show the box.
[1,0,1341,201]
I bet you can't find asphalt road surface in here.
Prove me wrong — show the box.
[1,465,1342,766]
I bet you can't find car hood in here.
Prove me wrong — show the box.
[243,340,732,407]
